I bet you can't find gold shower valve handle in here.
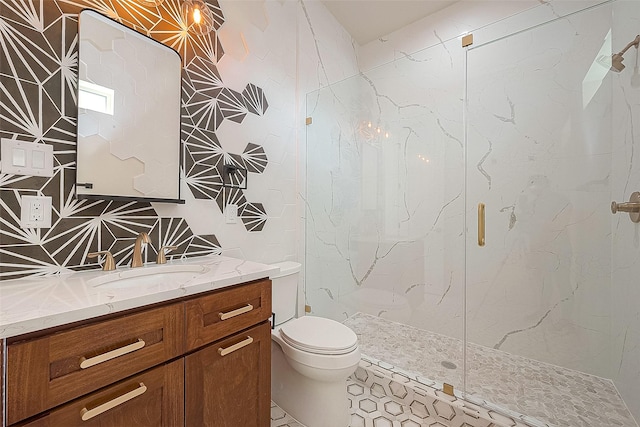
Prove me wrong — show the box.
[611,201,640,213]
[611,192,640,223]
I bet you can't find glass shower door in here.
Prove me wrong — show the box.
[305,36,466,394]
[465,2,637,425]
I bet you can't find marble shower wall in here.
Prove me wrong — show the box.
[465,3,618,378]
[305,36,466,343]
[468,2,639,420]
[304,1,639,418]
[611,0,640,421]
[305,0,604,348]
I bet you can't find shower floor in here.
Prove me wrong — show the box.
[343,312,638,427]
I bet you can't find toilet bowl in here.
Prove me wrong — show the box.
[270,262,361,427]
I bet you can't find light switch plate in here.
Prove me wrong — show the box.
[225,204,238,224]
[12,148,26,167]
[20,195,52,229]
[1,139,54,177]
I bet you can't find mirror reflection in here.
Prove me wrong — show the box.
[76,9,183,203]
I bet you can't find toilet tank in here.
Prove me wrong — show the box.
[269,261,301,326]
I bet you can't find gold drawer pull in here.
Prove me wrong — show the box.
[218,336,253,356]
[80,382,147,421]
[79,339,146,369]
[219,304,253,320]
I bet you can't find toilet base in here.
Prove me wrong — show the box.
[271,343,352,427]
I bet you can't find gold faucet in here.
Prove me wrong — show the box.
[87,251,116,271]
[131,232,151,268]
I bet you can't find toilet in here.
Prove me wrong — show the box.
[270,262,361,427]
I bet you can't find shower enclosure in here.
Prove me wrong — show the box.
[304,0,639,425]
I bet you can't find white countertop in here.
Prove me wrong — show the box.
[0,255,278,339]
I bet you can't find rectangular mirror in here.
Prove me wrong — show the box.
[76,9,183,203]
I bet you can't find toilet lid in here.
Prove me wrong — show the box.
[280,316,359,355]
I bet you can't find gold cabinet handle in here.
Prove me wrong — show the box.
[80,382,147,421]
[218,336,253,356]
[219,304,253,321]
[79,339,146,369]
[478,203,485,247]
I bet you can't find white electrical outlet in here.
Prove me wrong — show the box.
[225,204,238,224]
[30,200,43,221]
[21,195,52,228]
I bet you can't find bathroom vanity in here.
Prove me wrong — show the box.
[0,256,276,427]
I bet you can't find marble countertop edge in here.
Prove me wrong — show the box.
[0,255,279,339]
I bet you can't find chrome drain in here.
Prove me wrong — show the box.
[441,360,457,370]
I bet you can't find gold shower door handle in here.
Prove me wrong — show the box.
[478,203,485,247]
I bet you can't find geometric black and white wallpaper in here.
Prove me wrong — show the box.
[0,0,269,279]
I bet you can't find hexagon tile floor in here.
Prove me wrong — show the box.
[270,312,639,427]
[344,313,638,427]
[270,356,536,427]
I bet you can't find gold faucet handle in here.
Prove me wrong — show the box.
[156,245,178,264]
[88,251,116,271]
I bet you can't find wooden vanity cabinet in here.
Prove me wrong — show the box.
[185,321,271,427]
[6,303,184,425]
[4,278,272,427]
[17,360,184,427]
[185,278,272,427]
[185,278,271,351]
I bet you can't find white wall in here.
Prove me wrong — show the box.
[153,0,358,269]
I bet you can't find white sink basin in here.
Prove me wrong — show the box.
[89,264,209,289]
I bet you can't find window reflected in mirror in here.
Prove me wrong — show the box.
[78,80,114,115]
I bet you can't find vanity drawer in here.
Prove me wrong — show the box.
[6,303,184,425]
[18,359,184,427]
[185,279,272,351]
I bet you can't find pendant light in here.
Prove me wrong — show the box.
[181,0,214,35]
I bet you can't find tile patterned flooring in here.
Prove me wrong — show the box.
[270,356,534,427]
[270,402,304,427]
[343,313,638,427]
[270,313,638,427]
